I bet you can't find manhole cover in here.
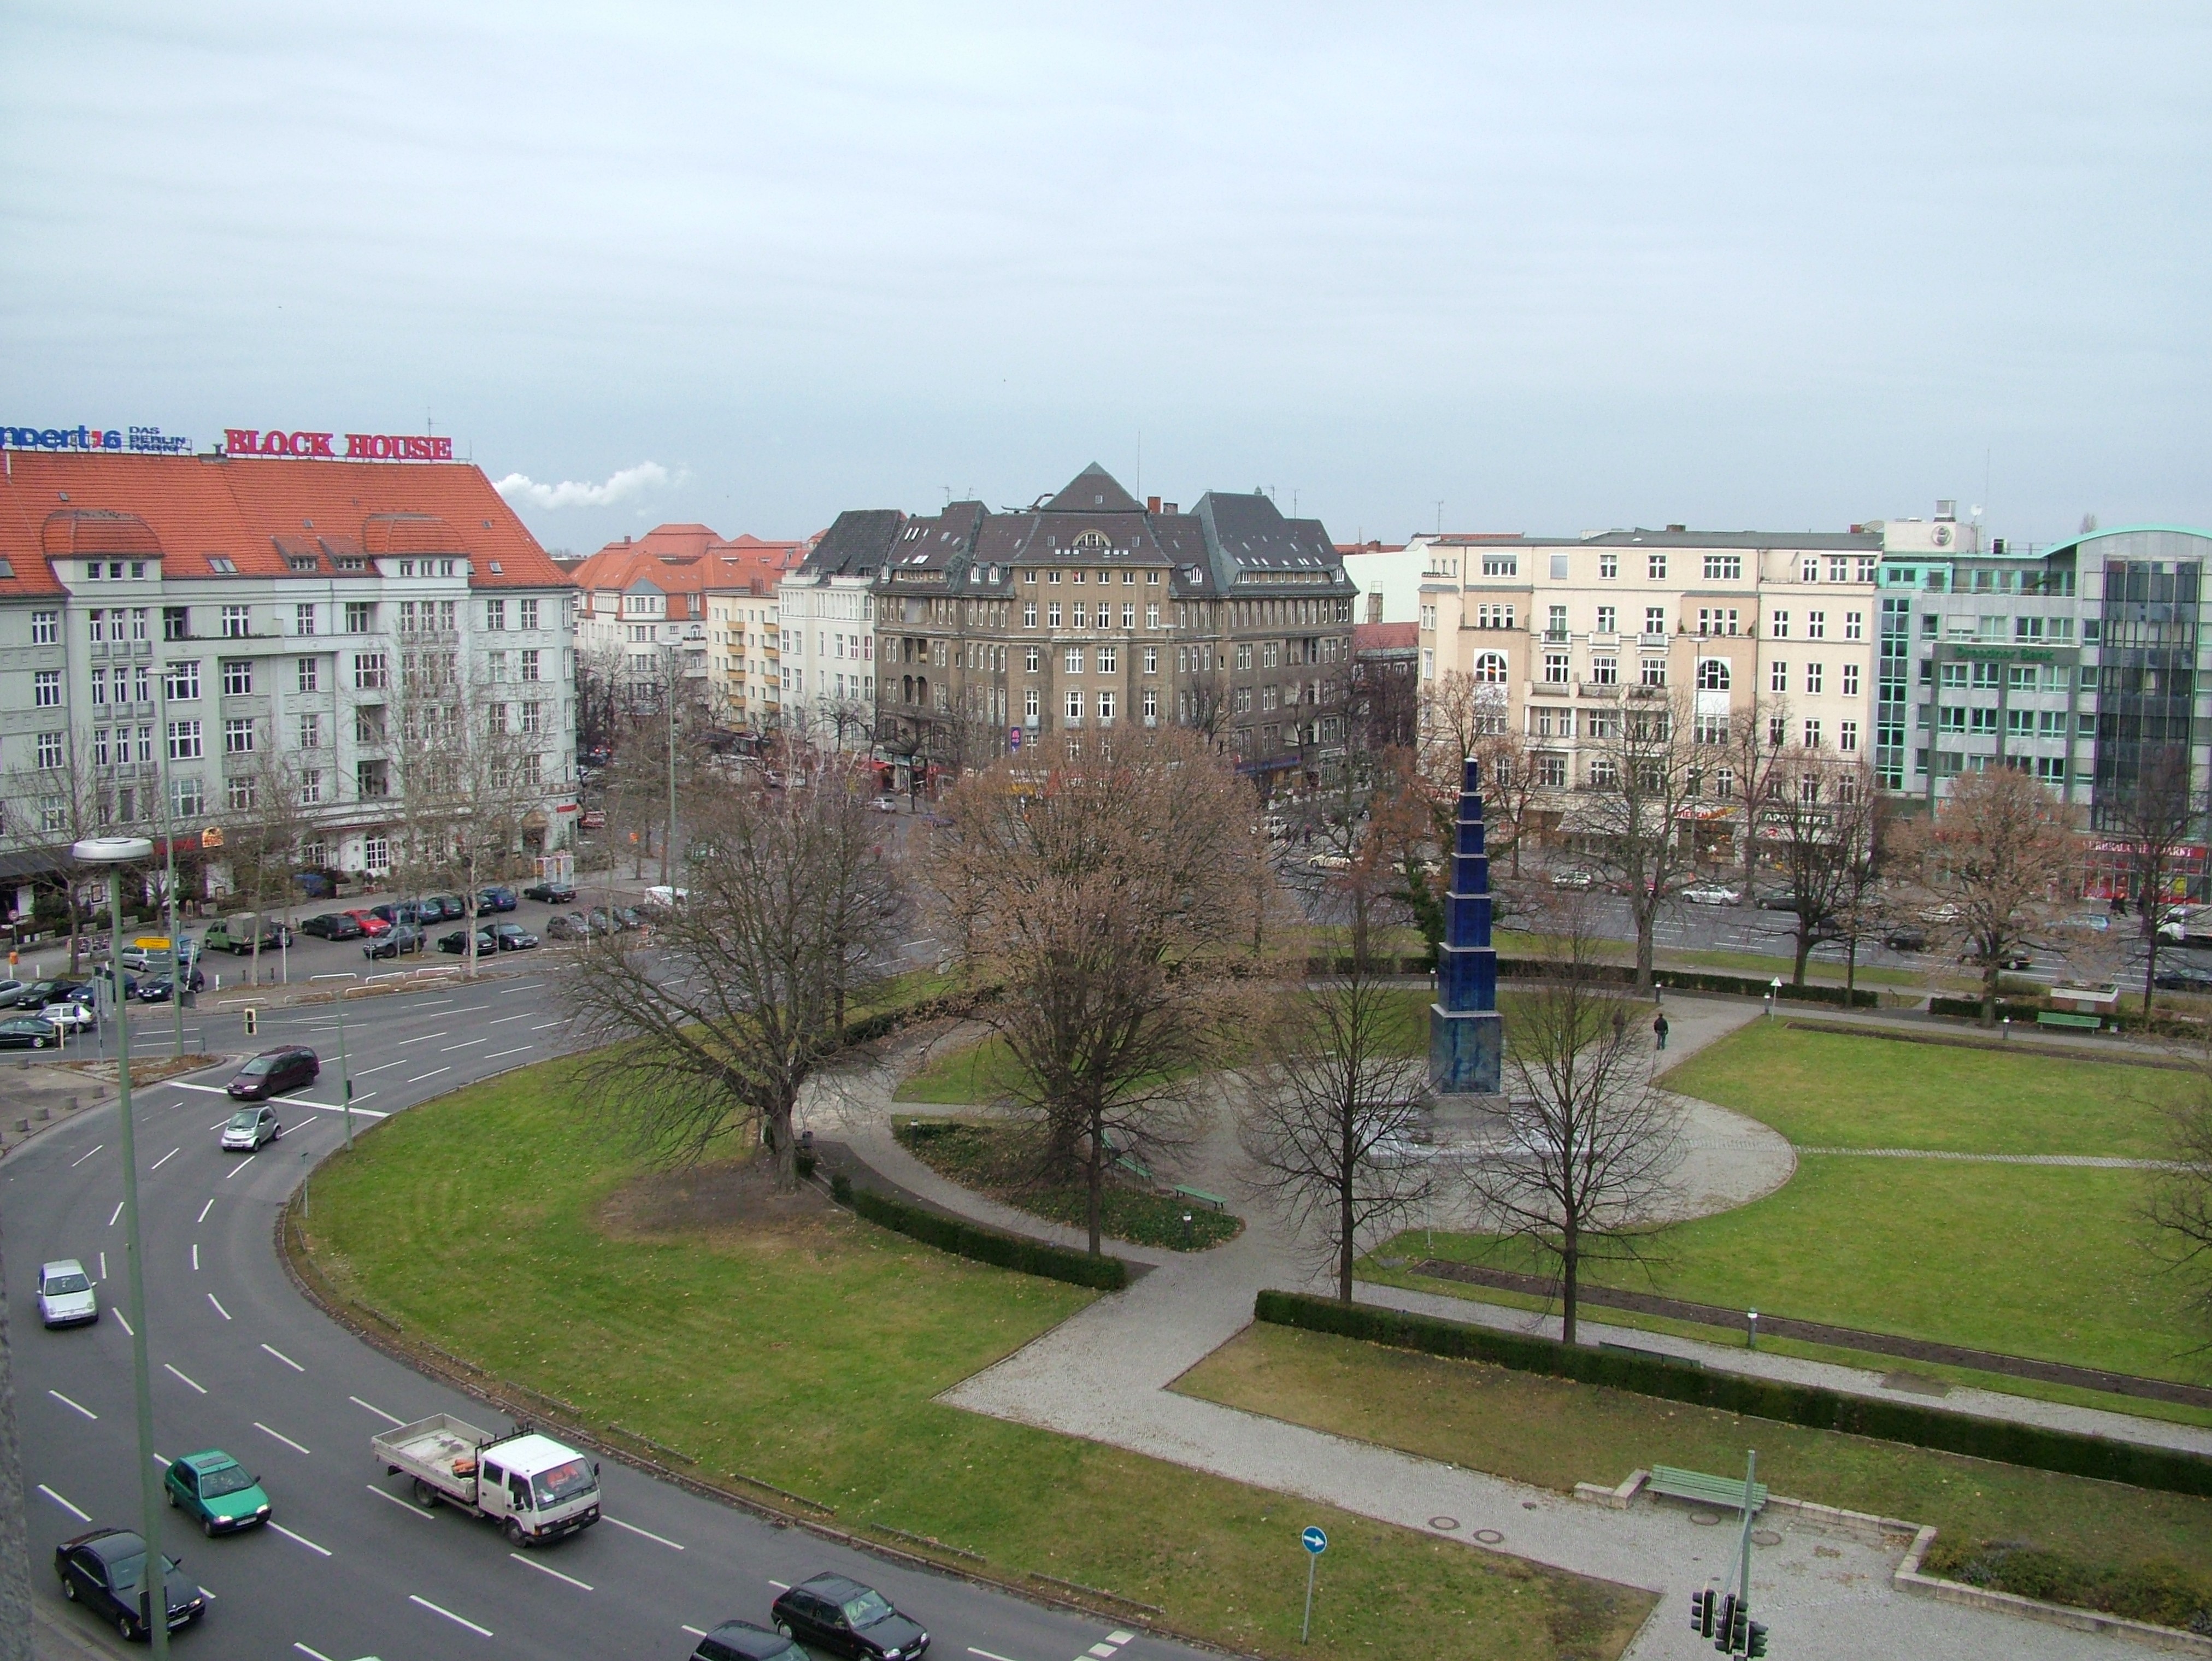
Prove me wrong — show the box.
[1428,1516,1460,1531]
[1473,1528,1504,1545]
[1752,1529,1784,1547]
[1689,1510,1723,1527]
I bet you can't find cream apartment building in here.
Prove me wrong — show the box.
[1417,527,1881,812]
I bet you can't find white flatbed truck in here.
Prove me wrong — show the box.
[372,1412,602,1545]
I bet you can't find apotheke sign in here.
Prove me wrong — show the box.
[224,427,455,462]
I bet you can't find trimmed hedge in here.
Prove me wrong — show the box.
[847,1185,1129,1290]
[1497,958,1878,1008]
[1928,994,2048,1023]
[1255,1290,2212,1498]
[839,981,1004,1047]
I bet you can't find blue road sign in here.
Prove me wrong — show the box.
[1302,1525,1327,1555]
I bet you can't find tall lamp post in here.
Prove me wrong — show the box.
[74,836,169,1657]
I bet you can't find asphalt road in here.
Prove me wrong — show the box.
[8,971,1205,1661]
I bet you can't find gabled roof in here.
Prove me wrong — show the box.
[574,524,813,610]
[799,508,907,581]
[1043,462,1144,514]
[0,450,570,590]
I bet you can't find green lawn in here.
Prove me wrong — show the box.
[1660,1022,2187,1158]
[1176,1324,2212,1613]
[303,1061,1648,1661]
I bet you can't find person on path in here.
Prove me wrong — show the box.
[1611,1006,1626,1042]
[1652,1011,1670,1051]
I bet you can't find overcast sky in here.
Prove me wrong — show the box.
[5,3,2207,558]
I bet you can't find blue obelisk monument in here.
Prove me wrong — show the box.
[1428,756,1503,1097]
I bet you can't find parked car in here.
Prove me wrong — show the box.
[1306,852,1351,871]
[545,912,596,941]
[1680,883,1741,906]
[220,1104,285,1148]
[1754,890,1802,910]
[1549,868,1596,890]
[226,1047,317,1103]
[164,1451,270,1537]
[37,1259,98,1327]
[0,1016,58,1050]
[300,912,364,940]
[491,923,539,952]
[478,885,519,913]
[52,1528,205,1641]
[293,870,336,900]
[612,905,647,929]
[423,893,468,922]
[369,900,431,928]
[438,928,496,956]
[134,971,205,1003]
[0,980,23,1008]
[41,1003,96,1036]
[523,880,576,904]
[691,1620,810,1661]
[344,908,391,936]
[364,924,424,960]
[2155,962,2212,992]
[871,796,898,814]
[770,1574,929,1661]
[4,979,75,1011]
[1882,926,1929,952]
[117,938,191,971]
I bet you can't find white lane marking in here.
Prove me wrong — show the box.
[498,982,542,994]
[484,1046,533,1060]
[487,1012,531,1025]
[270,1521,332,1557]
[224,1154,256,1180]
[350,1395,405,1426]
[99,1251,108,1280]
[450,1003,491,1014]
[393,1031,450,1047]
[405,1068,450,1084]
[151,1147,180,1170]
[197,1584,215,1599]
[366,1482,433,1518]
[1089,1647,1117,1657]
[440,1038,487,1052]
[684,1627,710,1640]
[114,1311,133,1337]
[308,1102,388,1118]
[70,1144,105,1168]
[604,1515,684,1549]
[768,1579,790,1589]
[108,1202,125,1227]
[191,1244,199,1271]
[256,1421,312,1456]
[510,1552,592,1591]
[295,1644,333,1660]
[409,1593,491,1636]
[197,1197,216,1223]
[529,1020,562,1030]
[207,1293,232,1321]
[354,1059,408,1076]
[171,1082,230,1094]
[970,1650,1029,1661]
[164,1363,207,1394]
[1108,1633,1136,1645]
[153,1453,171,1466]
[209,1121,230,1131]
[38,1483,91,1522]
[261,1342,304,1372]
[48,1389,97,1421]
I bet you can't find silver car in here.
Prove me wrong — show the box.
[220,1105,283,1152]
[38,1259,98,1328]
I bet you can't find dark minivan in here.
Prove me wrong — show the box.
[691,1620,809,1661]
[227,1046,319,1100]
[770,1575,929,1661]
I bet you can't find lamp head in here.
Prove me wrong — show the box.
[73,836,154,865]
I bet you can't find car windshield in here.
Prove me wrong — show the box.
[239,1058,274,1075]
[532,1457,596,1507]
[46,1272,91,1294]
[198,1463,257,1498]
[102,1548,177,1592]
[841,1592,895,1627]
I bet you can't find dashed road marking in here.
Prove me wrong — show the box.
[256,1421,312,1456]
[108,1202,124,1227]
[224,1154,256,1180]
[409,1593,491,1636]
[150,1147,179,1170]
[485,1046,533,1060]
[197,1197,216,1223]
[350,1395,405,1427]
[605,1516,684,1550]
[164,1363,207,1394]
[270,1521,332,1557]
[70,1144,104,1168]
[261,1343,304,1372]
[49,1390,97,1421]
[208,1293,232,1321]
[510,1552,592,1590]
[294,1644,334,1660]
[191,1244,199,1271]
[394,1032,450,1047]
[440,1039,487,1053]
[366,1483,433,1518]
[405,1068,450,1085]
[487,1012,531,1024]
[38,1484,91,1522]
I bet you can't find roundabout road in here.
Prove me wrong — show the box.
[10,975,1198,1661]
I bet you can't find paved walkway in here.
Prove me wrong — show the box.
[799,1000,2190,1661]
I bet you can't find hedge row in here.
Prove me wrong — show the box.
[1496,958,1879,1008]
[839,981,1004,1047]
[1255,1290,2212,1498]
[1927,994,2052,1023]
[846,1184,1129,1290]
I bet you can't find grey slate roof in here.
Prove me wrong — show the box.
[798,508,904,581]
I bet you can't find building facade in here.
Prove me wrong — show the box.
[776,509,898,752]
[0,446,578,906]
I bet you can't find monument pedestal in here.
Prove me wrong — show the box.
[1428,1004,1502,1098]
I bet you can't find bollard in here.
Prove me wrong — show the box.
[1746,1310,1760,1350]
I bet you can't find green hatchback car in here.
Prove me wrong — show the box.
[164,1451,270,1535]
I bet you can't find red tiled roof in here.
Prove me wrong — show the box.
[1354,622,1419,652]
[0,450,572,590]
[572,526,813,615]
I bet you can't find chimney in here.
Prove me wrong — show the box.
[1666,523,1686,533]
[1365,592,1383,625]
[1146,495,1161,514]
[1162,501,1178,516]
[1936,499,1957,522]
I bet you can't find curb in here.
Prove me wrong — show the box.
[1895,1526,2212,1656]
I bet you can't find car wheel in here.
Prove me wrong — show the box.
[412,1478,441,1508]
[116,1613,134,1641]
[60,1574,76,1600]
[31,1038,44,1049]
[202,1516,217,1538]
[504,1517,526,1546]
[776,1623,795,1640]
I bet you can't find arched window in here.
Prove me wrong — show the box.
[1695,658,1731,691]
[1473,652,1509,684]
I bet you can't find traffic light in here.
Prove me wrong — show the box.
[1689,1589,1714,1638]
[243,1006,258,1037]
[1745,1619,1769,1658]
[1713,1594,1737,1653]
[1728,1602,1750,1653]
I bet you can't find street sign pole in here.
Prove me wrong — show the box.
[1299,1525,1327,1642]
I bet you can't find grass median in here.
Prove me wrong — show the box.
[299,1058,1650,1661]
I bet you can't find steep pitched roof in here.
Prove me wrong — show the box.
[1043,463,1144,515]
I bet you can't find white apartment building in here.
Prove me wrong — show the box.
[776,509,897,752]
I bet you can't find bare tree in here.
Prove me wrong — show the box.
[2147,1042,2212,1346]
[1576,687,1701,991]
[1723,690,1792,898]
[567,775,902,1190]
[1,731,109,971]
[1472,724,1544,877]
[2104,746,2198,1016]
[1457,893,1686,1342]
[221,739,316,987]
[1756,747,1880,986]
[1905,767,2081,1025]
[929,727,1268,1254]
[1240,964,1433,1301]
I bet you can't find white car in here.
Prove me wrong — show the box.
[220,1105,283,1152]
[1681,883,1742,906]
[1549,868,1596,890]
[37,1259,98,1327]
[1307,851,1351,871]
[40,1002,96,1035]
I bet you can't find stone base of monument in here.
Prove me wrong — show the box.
[1424,1091,1514,1136]
[1427,1005,1502,1098]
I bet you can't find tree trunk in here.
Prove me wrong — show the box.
[1338,1145,1357,1303]
[1845,938,1858,998]
[1792,915,1813,987]
[1632,901,1656,993]
[1085,1103,1104,1258]
[1561,1230,1579,1346]
[1981,956,2000,1027]
[2143,922,2160,1018]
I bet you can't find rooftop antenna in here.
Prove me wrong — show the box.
[1135,429,1141,500]
[1436,500,1445,534]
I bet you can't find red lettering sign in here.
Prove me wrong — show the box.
[224,427,454,462]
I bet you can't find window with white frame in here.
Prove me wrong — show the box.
[1474,652,1509,683]
[32,610,58,644]
[167,720,203,760]
[1844,610,1863,640]
[485,598,507,631]
[36,732,63,769]
[1805,663,1823,694]
[521,649,541,681]
[226,775,258,812]
[1646,553,1667,580]
[1640,657,1667,687]
[1064,646,1084,673]
[1024,687,1039,719]
[1769,610,1789,638]
[221,604,250,638]
[1098,690,1116,722]
[222,659,252,696]
[297,712,321,750]
[34,670,60,707]
[165,661,201,700]
[1065,689,1083,721]
[297,657,320,693]
[1695,658,1731,691]
[1770,661,1788,693]
[223,718,255,754]
[1098,645,1117,673]
[1807,611,1826,640]
[1803,719,1822,748]
[1703,554,1742,581]
[1143,645,1157,673]
[170,775,204,818]
[1589,655,1617,685]
[295,603,317,636]
[354,653,387,690]
[1842,663,1860,697]
[1543,652,1569,684]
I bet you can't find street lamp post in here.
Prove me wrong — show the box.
[75,835,169,1658]
[308,972,358,1149]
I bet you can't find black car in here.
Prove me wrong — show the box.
[135,970,205,1003]
[369,900,432,928]
[300,911,364,940]
[2155,962,2212,992]
[227,1046,319,1100]
[1883,926,1929,952]
[54,1527,205,1641]
[4,978,77,1010]
[420,893,466,922]
[364,924,425,960]
[770,1574,928,1661]
[0,1016,58,1050]
[692,1619,810,1661]
[437,927,496,956]
[523,880,576,904]
[491,923,539,952]
[478,885,519,913]
[545,912,595,941]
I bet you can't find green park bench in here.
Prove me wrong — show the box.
[1647,1465,1768,1513]
[2035,1011,2103,1032]
[1172,1184,1228,1212]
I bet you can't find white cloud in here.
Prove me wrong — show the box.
[493,461,672,510]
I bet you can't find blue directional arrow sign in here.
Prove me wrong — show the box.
[1299,1525,1328,1640]
[1302,1526,1328,1555]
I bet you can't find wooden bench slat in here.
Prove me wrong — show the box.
[1172,1185,1227,1211]
[2036,1011,2102,1029]
[1648,1465,1768,1511]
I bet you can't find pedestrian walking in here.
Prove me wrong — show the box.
[1610,1006,1626,1042]
[1652,1012,1670,1051]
